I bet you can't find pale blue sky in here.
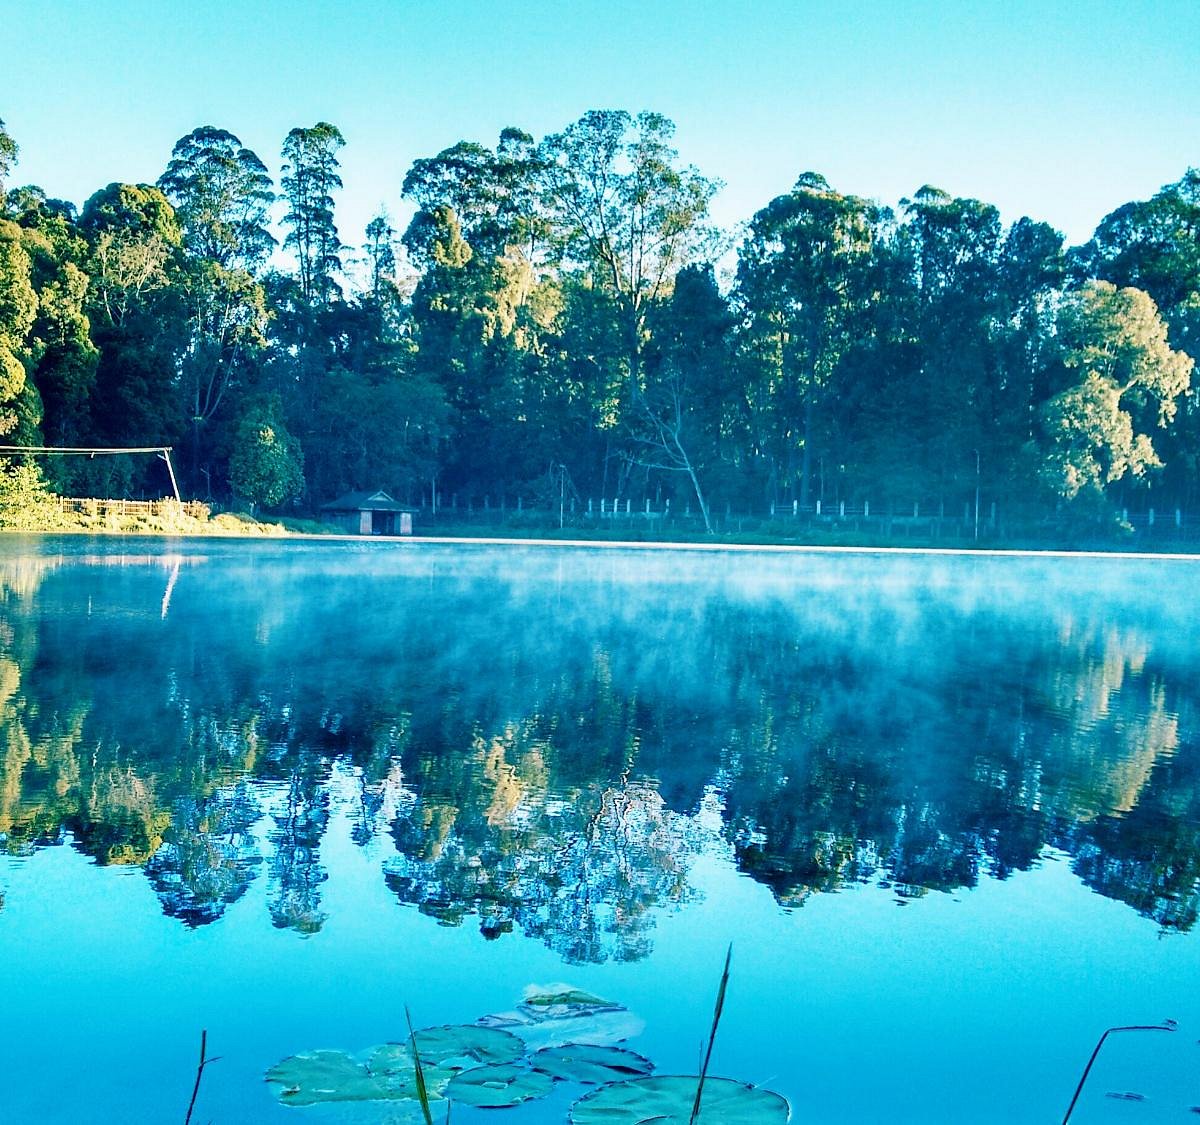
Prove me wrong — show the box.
[3,0,1197,252]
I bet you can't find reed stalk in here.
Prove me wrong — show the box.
[406,1006,436,1125]
[689,943,732,1125]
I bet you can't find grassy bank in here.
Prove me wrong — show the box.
[0,496,337,538]
[408,512,1200,556]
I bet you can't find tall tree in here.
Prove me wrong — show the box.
[280,123,345,302]
[537,111,718,405]
[404,127,545,258]
[158,127,275,491]
[158,126,275,270]
[896,187,1005,507]
[1083,169,1200,340]
[363,211,398,303]
[737,174,881,506]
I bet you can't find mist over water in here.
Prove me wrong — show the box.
[1,536,1198,1123]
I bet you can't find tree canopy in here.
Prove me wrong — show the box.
[0,112,1196,526]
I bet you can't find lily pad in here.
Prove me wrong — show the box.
[532,1044,654,1085]
[266,1050,388,1106]
[411,1024,525,1069]
[523,984,619,1010]
[479,987,645,1050]
[364,1044,455,1097]
[570,1076,791,1125]
[266,1045,459,1107]
[445,1063,555,1108]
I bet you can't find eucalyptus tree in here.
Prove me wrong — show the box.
[537,111,719,407]
[402,127,561,501]
[892,187,1007,506]
[404,126,546,258]
[280,122,345,303]
[158,126,275,270]
[363,211,398,303]
[736,174,881,507]
[1083,169,1200,339]
[158,127,275,489]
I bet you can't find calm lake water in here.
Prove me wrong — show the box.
[1,536,1198,1124]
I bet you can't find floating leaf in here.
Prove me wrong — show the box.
[266,1045,458,1107]
[479,988,644,1050]
[531,1044,654,1085]
[411,1025,524,1069]
[445,1063,555,1108]
[365,1044,455,1098]
[523,984,618,1010]
[570,1076,790,1125]
[266,1050,388,1106]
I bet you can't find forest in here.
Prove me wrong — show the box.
[0,111,1197,531]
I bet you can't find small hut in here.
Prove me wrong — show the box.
[321,490,415,535]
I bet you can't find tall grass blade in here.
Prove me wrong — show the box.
[689,943,732,1125]
[407,1006,435,1125]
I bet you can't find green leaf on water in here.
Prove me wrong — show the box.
[265,1045,459,1107]
[478,986,645,1050]
[522,984,618,1010]
[266,1050,388,1106]
[570,1076,791,1125]
[444,1063,555,1108]
[411,1025,525,1069]
[365,1044,455,1098]
[531,1044,654,1084]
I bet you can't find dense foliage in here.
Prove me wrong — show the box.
[0,113,1196,521]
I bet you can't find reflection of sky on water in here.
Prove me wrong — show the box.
[0,537,1198,1122]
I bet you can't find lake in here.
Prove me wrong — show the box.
[0,536,1197,1124]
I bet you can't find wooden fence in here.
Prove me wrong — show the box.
[412,493,1199,542]
[59,497,210,520]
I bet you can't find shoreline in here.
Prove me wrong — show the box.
[7,526,1200,562]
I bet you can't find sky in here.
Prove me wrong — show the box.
[3,0,1198,257]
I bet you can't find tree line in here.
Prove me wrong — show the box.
[0,112,1197,527]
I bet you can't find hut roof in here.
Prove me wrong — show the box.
[320,489,413,513]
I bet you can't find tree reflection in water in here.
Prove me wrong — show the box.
[0,544,1197,954]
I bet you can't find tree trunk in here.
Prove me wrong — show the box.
[799,398,814,508]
